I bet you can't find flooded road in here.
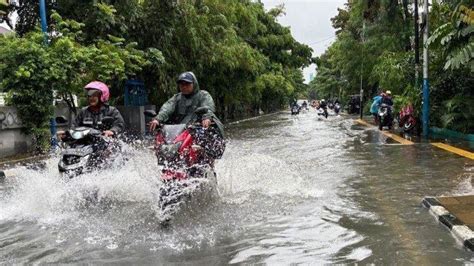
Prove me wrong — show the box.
[1,110,473,264]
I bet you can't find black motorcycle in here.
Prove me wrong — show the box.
[334,103,341,115]
[291,105,300,115]
[57,116,120,178]
[317,107,328,118]
[377,103,393,130]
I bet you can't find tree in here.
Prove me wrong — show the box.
[0,12,154,152]
[4,0,312,125]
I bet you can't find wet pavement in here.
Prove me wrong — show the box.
[0,110,473,264]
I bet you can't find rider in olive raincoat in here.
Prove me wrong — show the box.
[149,72,224,136]
[149,72,225,159]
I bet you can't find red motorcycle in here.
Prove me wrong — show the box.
[398,104,418,133]
[144,107,225,224]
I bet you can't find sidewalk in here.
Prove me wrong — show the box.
[354,116,474,160]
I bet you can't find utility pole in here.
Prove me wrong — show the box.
[414,0,420,89]
[422,0,430,138]
[359,20,365,120]
[39,0,48,44]
[39,0,57,148]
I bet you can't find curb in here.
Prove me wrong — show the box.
[422,197,474,251]
[0,154,49,168]
[227,111,284,125]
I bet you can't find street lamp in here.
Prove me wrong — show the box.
[359,21,366,120]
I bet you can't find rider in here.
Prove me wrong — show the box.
[149,71,224,135]
[319,99,329,118]
[319,99,328,110]
[149,72,225,160]
[381,90,394,106]
[58,81,125,139]
[370,92,383,124]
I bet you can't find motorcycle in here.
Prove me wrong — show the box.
[377,103,393,130]
[334,103,341,115]
[145,107,225,224]
[57,116,120,178]
[317,107,328,119]
[291,105,300,115]
[398,104,417,133]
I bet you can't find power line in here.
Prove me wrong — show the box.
[307,35,336,45]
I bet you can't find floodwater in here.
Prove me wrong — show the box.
[0,110,473,264]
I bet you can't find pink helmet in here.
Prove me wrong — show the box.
[84,81,110,102]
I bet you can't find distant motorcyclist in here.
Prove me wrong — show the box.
[378,90,394,130]
[318,99,329,118]
[291,101,300,115]
[290,98,298,108]
[301,101,308,110]
[57,81,125,139]
[381,90,394,107]
[333,98,342,114]
[319,99,328,110]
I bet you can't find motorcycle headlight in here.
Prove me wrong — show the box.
[158,143,182,163]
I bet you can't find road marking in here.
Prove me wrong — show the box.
[355,119,371,127]
[381,132,414,145]
[355,119,414,145]
[431,142,474,160]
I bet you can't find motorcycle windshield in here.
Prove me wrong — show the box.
[69,127,101,140]
[162,124,187,144]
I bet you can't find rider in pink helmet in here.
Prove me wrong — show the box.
[58,81,124,139]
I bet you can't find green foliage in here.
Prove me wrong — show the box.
[439,95,474,133]
[309,0,473,133]
[0,11,152,152]
[4,0,313,131]
[428,3,474,71]
[134,0,312,118]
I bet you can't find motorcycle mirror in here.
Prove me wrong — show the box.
[101,116,114,124]
[144,110,157,117]
[55,116,68,124]
[195,106,209,115]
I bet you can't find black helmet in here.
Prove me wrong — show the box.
[177,72,195,84]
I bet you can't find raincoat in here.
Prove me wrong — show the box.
[370,95,382,114]
[155,73,224,137]
[73,105,125,134]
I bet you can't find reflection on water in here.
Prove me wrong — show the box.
[0,110,473,264]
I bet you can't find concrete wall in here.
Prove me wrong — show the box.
[0,106,33,158]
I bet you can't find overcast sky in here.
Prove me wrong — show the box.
[260,0,346,82]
